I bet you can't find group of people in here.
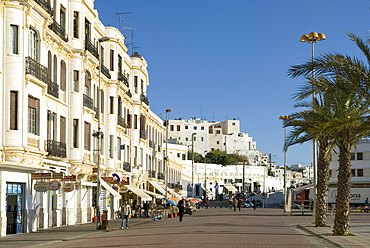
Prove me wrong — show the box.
[229,194,257,211]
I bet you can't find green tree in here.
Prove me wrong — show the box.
[187,151,204,163]
[205,150,231,166]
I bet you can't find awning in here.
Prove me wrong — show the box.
[100,178,121,199]
[123,185,151,201]
[142,189,164,199]
[224,185,238,192]
[166,188,182,199]
[148,180,166,195]
[291,184,314,192]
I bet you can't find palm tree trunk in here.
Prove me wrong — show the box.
[333,141,352,235]
[315,140,330,227]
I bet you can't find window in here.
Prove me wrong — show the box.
[10,91,18,130]
[357,153,363,160]
[117,137,121,160]
[217,141,220,145]
[109,96,114,114]
[201,126,204,130]
[28,96,39,135]
[47,111,57,141]
[134,76,138,94]
[118,55,122,73]
[193,136,196,141]
[358,169,363,177]
[60,116,66,143]
[53,55,57,84]
[73,70,79,92]
[47,51,52,80]
[216,130,221,134]
[117,96,122,116]
[101,90,104,113]
[177,125,180,131]
[109,135,114,159]
[201,137,204,141]
[85,18,91,40]
[60,61,66,91]
[84,71,91,96]
[60,5,66,30]
[351,169,356,177]
[350,153,355,160]
[185,138,188,141]
[10,25,19,54]
[110,50,114,71]
[134,115,138,129]
[170,125,174,131]
[28,29,38,60]
[232,122,236,126]
[193,126,197,130]
[329,170,332,177]
[73,119,78,148]
[73,12,79,38]
[84,122,91,150]
[141,80,144,95]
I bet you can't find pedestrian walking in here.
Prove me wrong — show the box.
[121,201,131,229]
[252,198,257,210]
[233,197,237,211]
[238,198,242,211]
[365,197,369,213]
[177,197,186,222]
[206,198,209,209]
[143,201,150,218]
[229,196,233,209]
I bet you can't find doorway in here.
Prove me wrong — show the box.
[6,183,24,234]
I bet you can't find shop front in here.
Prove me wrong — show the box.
[6,183,24,234]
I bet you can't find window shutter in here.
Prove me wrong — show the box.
[10,91,18,130]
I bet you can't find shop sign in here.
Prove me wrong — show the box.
[31,173,52,180]
[62,175,77,181]
[49,181,61,191]
[119,186,128,193]
[34,182,49,192]
[62,183,75,192]
[112,186,119,191]
[52,173,64,179]
[118,180,129,185]
[92,168,98,173]
[87,174,97,182]
[101,177,114,183]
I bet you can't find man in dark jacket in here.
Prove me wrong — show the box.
[143,201,150,218]
[177,197,186,222]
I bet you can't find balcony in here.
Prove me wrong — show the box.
[83,94,93,110]
[47,81,59,98]
[85,40,99,60]
[45,140,67,158]
[48,20,68,42]
[140,130,147,140]
[148,170,156,178]
[118,72,129,87]
[140,94,149,106]
[117,115,126,128]
[25,56,49,84]
[157,172,165,180]
[34,0,52,15]
[97,64,111,79]
[126,90,132,98]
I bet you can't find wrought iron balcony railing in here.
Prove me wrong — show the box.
[48,20,68,42]
[97,64,111,79]
[45,140,67,158]
[34,0,52,15]
[25,56,50,84]
[83,94,93,110]
[157,172,165,180]
[84,40,99,60]
[140,94,149,106]
[117,115,126,128]
[118,72,129,87]
[140,130,147,140]
[47,81,59,98]
[124,162,131,172]
[148,170,156,178]
[126,90,132,98]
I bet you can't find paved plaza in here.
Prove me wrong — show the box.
[0,207,369,248]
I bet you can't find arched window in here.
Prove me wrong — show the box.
[47,51,52,81]
[60,60,66,91]
[84,71,91,96]
[28,29,38,61]
[53,55,57,84]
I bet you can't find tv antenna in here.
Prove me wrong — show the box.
[116,11,133,45]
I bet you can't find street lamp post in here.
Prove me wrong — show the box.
[279,115,291,212]
[300,31,326,219]
[204,151,207,202]
[94,36,110,230]
[165,109,172,207]
[191,133,196,198]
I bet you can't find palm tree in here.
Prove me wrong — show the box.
[285,91,332,227]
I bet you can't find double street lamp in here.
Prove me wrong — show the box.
[279,115,291,212]
[94,36,110,229]
[300,31,326,218]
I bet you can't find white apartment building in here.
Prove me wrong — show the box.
[0,0,165,236]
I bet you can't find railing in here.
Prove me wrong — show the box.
[34,0,52,15]
[140,94,149,106]
[44,140,67,158]
[47,81,59,98]
[97,64,111,79]
[117,115,126,128]
[148,170,156,178]
[25,56,49,84]
[48,20,68,42]
[118,72,129,87]
[126,90,132,98]
[83,94,93,110]
[85,40,99,60]
[157,172,165,180]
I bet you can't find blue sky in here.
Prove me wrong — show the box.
[95,0,370,166]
